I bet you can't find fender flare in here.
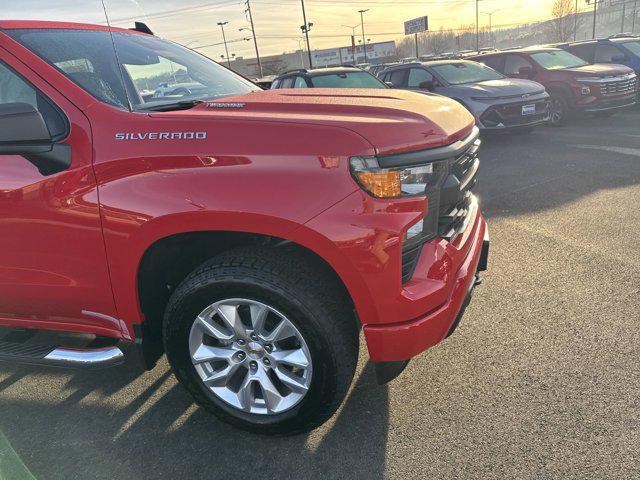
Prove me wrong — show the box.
[114,210,375,338]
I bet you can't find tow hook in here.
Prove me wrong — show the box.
[474,275,483,286]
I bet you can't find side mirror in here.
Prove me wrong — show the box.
[0,103,70,176]
[419,80,434,91]
[518,66,533,78]
[610,53,626,63]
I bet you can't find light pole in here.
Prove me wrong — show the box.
[217,21,231,68]
[634,0,638,33]
[342,24,359,40]
[221,53,236,68]
[574,0,578,41]
[300,0,313,68]
[586,0,598,39]
[476,0,480,52]
[343,24,359,63]
[481,10,499,47]
[243,0,263,78]
[296,38,305,68]
[358,9,369,63]
[239,26,263,78]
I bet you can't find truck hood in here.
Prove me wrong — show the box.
[167,89,475,155]
[561,63,634,77]
[451,78,545,98]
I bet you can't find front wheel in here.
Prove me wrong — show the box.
[163,247,358,435]
[548,93,569,126]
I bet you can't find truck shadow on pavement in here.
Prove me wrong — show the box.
[475,109,640,221]
[0,357,389,480]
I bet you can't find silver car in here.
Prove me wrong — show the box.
[380,60,550,131]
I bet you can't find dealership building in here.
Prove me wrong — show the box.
[229,40,398,79]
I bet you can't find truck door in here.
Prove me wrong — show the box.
[0,47,120,335]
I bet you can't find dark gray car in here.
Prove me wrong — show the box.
[380,60,550,131]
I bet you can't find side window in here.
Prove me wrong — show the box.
[0,62,37,107]
[504,55,533,75]
[271,79,281,89]
[595,44,626,63]
[280,77,294,88]
[479,55,504,73]
[407,68,433,88]
[567,44,595,62]
[388,69,408,87]
[0,61,67,140]
[293,76,308,88]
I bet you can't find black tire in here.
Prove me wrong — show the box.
[547,92,570,126]
[163,247,359,435]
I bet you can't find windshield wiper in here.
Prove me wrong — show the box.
[140,99,205,112]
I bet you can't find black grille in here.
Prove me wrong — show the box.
[400,131,481,283]
[438,140,480,241]
[401,243,423,283]
[480,100,549,128]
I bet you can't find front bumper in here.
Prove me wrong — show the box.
[476,98,550,130]
[365,213,489,365]
[576,95,636,113]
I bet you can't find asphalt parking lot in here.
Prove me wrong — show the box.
[1,109,639,480]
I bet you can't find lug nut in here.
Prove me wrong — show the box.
[265,344,273,353]
[237,339,246,346]
[237,352,246,360]
[263,358,271,366]
[250,361,258,370]
[250,333,258,341]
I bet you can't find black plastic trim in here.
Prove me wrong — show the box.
[375,359,410,385]
[132,323,164,370]
[377,126,480,168]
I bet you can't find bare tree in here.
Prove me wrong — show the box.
[549,0,580,42]
[261,59,288,76]
[427,28,456,55]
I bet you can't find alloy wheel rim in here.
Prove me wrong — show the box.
[189,298,313,415]
[550,98,564,124]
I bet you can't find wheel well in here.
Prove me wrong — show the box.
[137,231,356,345]
[546,86,572,102]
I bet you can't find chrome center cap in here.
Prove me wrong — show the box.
[246,341,264,359]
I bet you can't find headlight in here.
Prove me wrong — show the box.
[580,85,591,95]
[349,156,448,198]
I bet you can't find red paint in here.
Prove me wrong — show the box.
[472,48,637,113]
[0,22,487,363]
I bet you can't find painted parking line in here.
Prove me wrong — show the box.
[0,432,36,480]
[571,144,640,158]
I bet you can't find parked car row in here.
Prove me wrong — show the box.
[378,60,550,131]
[269,38,639,131]
[471,46,637,125]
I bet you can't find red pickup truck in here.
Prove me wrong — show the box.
[0,21,488,434]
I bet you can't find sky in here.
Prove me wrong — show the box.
[3,0,561,59]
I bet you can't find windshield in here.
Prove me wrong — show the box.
[430,62,504,85]
[6,29,258,111]
[530,50,589,70]
[619,40,640,56]
[310,71,387,88]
